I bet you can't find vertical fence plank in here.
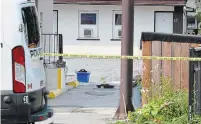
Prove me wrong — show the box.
[172,42,182,89]
[190,43,200,48]
[181,43,190,90]
[162,42,172,79]
[151,41,162,95]
[142,41,152,105]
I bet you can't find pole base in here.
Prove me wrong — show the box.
[56,60,66,68]
[113,98,135,120]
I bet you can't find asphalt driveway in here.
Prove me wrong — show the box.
[48,83,120,124]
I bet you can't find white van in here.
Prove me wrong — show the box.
[1,0,54,123]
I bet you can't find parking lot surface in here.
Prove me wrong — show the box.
[47,83,120,124]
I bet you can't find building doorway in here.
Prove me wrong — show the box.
[155,12,173,33]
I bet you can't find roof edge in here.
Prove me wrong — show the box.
[54,0,186,6]
[54,2,185,6]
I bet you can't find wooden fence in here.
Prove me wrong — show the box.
[141,32,201,105]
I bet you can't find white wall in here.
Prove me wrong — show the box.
[38,0,54,34]
[186,0,196,8]
[37,0,55,58]
[53,4,175,83]
[54,4,174,56]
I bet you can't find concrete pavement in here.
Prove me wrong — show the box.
[36,82,141,124]
[48,83,120,124]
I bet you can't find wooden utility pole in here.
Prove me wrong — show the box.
[114,0,135,120]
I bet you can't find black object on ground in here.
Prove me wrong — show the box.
[96,84,115,89]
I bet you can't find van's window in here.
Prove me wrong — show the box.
[22,7,40,48]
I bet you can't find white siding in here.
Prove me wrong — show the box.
[53,4,175,83]
[38,0,54,34]
[37,0,54,57]
[54,4,174,56]
[65,58,143,83]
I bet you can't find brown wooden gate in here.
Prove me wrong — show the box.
[141,32,201,105]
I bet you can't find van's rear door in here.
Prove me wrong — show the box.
[0,19,3,92]
[0,1,2,89]
[21,4,46,92]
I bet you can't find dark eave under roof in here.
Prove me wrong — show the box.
[54,0,186,6]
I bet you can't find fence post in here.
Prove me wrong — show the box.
[194,47,201,115]
[188,48,195,122]
[56,34,66,68]
[188,47,201,122]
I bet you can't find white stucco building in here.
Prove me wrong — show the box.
[53,0,186,56]
[185,0,201,34]
[36,0,195,83]
[35,0,54,34]
[49,0,188,83]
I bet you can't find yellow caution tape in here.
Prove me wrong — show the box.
[42,53,201,61]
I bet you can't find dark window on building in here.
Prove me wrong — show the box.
[35,0,38,10]
[115,14,122,25]
[22,6,40,48]
[81,13,97,25]
[187,17,196,29]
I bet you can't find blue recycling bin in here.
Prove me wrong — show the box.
[76,69,91,83]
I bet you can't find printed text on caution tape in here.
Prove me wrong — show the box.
[42,53,201,61]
